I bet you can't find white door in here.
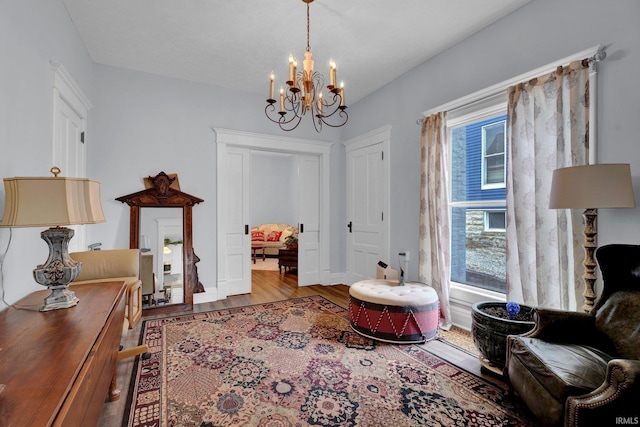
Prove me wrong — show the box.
[297,154,320,286]
[53,95,87,253]
[224,147,252,295]
[346,138,388,284]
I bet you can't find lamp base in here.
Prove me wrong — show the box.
[33,226,82,312]
[40,287,80,312]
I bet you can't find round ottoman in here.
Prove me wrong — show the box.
[348,279,439,344]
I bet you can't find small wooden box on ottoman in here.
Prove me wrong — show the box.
[349,279,439,343]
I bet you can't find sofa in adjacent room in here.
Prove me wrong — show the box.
[251,223,297,256]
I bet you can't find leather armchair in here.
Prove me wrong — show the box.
[505,244,640,426]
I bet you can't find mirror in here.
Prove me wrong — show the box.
[116,172,204,311]
[140,209,184,305]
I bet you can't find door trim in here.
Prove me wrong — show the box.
[50,61,92,252]
[344,125,391,283]
[214,128,332,299]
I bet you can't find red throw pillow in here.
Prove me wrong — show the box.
[251,230,265,241]
[267,230,282,242]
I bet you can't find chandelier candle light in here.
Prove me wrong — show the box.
[265,0,348,132]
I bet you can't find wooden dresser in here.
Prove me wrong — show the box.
[0,281,126,427]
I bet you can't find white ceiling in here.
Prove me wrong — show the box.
[61,0,530,104]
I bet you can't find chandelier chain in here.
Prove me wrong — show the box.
[306,1,311,52]
[265,0,348,132]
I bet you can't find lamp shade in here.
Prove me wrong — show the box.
[549,164,635,209]
[0,176,106,227]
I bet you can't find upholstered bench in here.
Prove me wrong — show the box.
[348,279,439,343]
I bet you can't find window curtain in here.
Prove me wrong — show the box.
[419,112,452,329]
[506,60,590,310]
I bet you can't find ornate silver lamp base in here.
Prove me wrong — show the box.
[39,287,80,312]
[33,226,82,312]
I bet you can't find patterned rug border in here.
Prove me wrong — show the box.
[125,295,533,426]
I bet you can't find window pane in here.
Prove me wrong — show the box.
[450,114,507,294]
[482,120,506,187]
[485,155,505,184]
[451,207,506,293]
[486,210,506,230]
[484,122,505,155]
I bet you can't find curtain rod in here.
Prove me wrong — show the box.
[416,45,605,125]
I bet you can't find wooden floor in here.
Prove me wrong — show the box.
[98,270,501,426]
[195,270,350,312]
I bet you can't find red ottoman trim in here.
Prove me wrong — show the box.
[348,295,439,343]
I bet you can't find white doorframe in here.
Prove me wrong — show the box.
[214,128,332,299]
[51,61,92,173]
[50,61,92,252]
[344,126,391,283]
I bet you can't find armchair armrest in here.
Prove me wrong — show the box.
[566,359,640,427]
[126,279,143,329]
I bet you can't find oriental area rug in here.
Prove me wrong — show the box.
[126,296,533,426]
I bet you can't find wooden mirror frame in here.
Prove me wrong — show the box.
[116,172,204,311]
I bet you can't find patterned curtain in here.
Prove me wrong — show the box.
[506,60,590,310]
[419,112,452,329]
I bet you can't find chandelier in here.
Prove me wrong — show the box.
[265,0,348,132]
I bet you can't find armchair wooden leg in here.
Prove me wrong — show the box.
[109,345,151,402]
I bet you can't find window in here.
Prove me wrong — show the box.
[449,111,507,294]
[481,120,506,189]
[484,210,506,231]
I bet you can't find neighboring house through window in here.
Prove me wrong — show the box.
[481,120,506,189]
[450,112,507,294]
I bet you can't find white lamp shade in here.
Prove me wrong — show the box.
[0,176,106,227]
[549,164,635,209]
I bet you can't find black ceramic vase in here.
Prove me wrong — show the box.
[471,301,535,374]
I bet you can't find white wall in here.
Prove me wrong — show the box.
[0,0,342,305]
[0,0,94,304]
[342,0,640,283]
[250,152,297,227]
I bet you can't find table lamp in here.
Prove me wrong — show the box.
[0,167,105,311]
[549,163,635,312]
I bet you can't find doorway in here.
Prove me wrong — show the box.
[214,128,331,300]
[249,151,298,286]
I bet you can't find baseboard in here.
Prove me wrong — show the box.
[329,272,347,285]
[194,285,219,305]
